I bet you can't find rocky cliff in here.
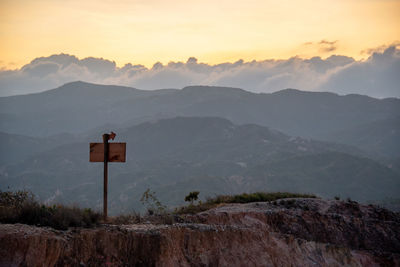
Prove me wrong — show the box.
[1,198,399,266]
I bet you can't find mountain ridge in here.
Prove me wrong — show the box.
[3,81,400,100]
[1,82,398,140]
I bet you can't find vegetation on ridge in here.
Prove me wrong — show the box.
[0,190,318,228]
[175,192,317,214]
[0,190,101,230]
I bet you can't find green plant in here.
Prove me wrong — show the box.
[184,191,200,205]
[140,189,166,215]
[334,196,340,200]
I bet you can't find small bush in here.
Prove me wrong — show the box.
[0,190,34,207]
[185,191,200,204]
[0,190,101,230]
[140,189,167,215]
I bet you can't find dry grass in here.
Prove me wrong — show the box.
[0,190,101,230]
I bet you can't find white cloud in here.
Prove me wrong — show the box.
[0,47,399,98]
[319,46,400,97]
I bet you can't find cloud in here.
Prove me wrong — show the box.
[22,61,60,77]
[303,40,338,53]
[319,46,400,97]
[360,41,400,55]
[318,40,338,52]
[0,47,399,98]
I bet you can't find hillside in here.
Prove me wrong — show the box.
[1,117,398,213]
[322,116,400,158]
[1,82,398,143]
[0,131,76,165]
[1,198,399,266]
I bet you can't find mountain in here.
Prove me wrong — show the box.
[0,81,176,136]
[1,82,398,142]
[1,82,399,212]
[321,116,400,158]
[1,117,398,213]
[0,131,76,165]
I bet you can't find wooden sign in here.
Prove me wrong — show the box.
[90,132,126,221]
[90,143,126,162]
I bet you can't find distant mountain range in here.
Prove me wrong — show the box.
[1,81,399,158]
[1,116,398,213]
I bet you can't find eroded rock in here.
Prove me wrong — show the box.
[1,199,399,266]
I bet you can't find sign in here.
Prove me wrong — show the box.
[89,132,126,221]
[90,143,126,162]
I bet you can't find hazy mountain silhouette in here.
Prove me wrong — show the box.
[0,81,177,136]
[1,117,398,213]
[1,81,398,158]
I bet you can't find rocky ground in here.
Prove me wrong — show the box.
[1,198,399,266]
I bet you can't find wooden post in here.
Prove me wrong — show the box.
[102,133,109,221]
[90,132,124,220]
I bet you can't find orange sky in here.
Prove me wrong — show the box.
[0,0,399,69]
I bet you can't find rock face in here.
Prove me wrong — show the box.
[1,198,399,266]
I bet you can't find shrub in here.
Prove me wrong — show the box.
[184,191,200,205]
[0,190,34,207]
[0,190,101,230]
[140,189,167,215]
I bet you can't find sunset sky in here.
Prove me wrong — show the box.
[0,0,399,69]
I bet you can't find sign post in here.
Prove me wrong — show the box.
[102,133,109,221]
[90,132,126,221]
